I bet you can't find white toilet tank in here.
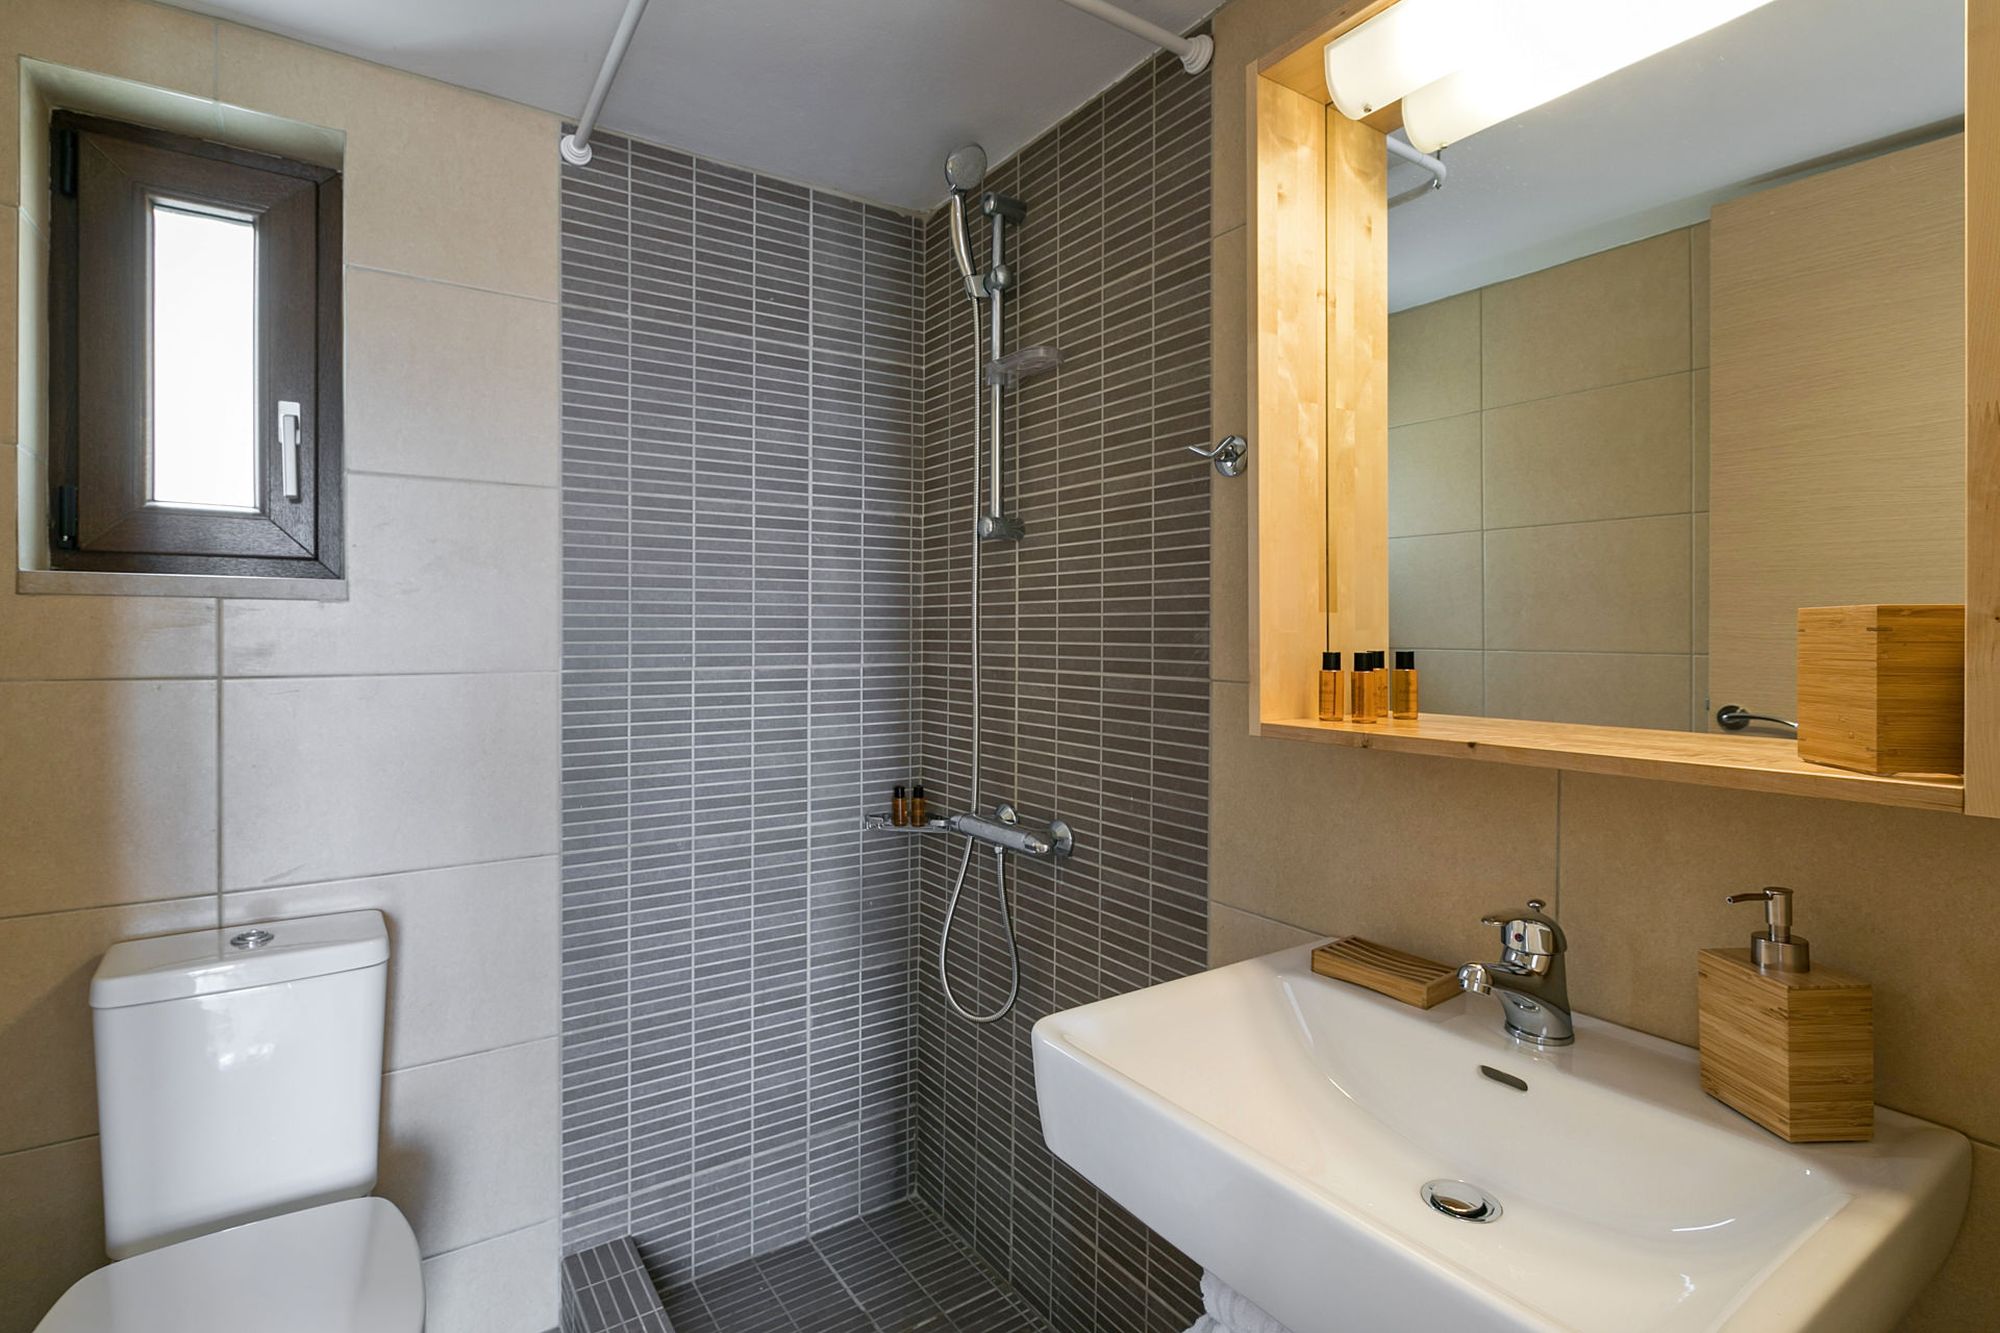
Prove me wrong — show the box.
[90,910,390,1259]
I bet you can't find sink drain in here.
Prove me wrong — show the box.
[1421,1179,1503,1223]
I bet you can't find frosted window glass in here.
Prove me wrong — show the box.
[151,203,258,509]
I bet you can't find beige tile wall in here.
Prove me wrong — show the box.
[1209,0,1997,1323]
[1387,230,1707,727]
[0,3,560,1330]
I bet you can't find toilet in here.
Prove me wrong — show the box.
[35,910,424,1333]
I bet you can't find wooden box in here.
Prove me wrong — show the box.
[1697,949,1873,1143]
[1796,604,1964,776]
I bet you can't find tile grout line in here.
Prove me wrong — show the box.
[616,134,637,1251]
[805,167,820,1250]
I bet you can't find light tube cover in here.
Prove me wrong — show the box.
[1328,0,1784,152]
[1399,0,1781,152]
[1323,0,1490,122]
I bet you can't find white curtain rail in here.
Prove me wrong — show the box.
[560,0,654,165]
[558,0,1211,165]
[1385,134,1447,206]
[1050,0,1214,74]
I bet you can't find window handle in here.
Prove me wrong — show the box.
[278,401,302,500]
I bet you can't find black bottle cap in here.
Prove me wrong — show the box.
[1365,651,1383,670]
[1322,651,1341,670]
[912,782,925,797]
[1396,650,1416,670]
[893,784,906,798]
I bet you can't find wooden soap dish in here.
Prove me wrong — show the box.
[1311,937,1460,1009]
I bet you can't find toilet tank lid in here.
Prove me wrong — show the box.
[91,910,389,1009]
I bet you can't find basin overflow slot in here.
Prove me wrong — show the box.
[1478,1064,1529,1092]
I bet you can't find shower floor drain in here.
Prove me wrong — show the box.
[1421,1179,1503,1223]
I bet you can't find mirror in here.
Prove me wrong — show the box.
[1372,0,1965,735]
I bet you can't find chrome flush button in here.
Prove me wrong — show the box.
[230,929,274,950]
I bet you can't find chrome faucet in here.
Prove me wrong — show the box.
[1458,899,1574,1047]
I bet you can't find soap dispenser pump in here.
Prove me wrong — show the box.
[1727,886,1810,972]
[1697,887,1873,1143]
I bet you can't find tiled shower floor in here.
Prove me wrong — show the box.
[570,1201,1054,1333]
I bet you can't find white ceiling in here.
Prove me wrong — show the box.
[1386,0,1966,310]
[162,0,1215,212]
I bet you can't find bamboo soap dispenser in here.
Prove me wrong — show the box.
[1696,887,1873,1143]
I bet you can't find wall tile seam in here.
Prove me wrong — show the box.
[384,1032,556,1081]
[602,135,637,1243]
[1400,363,1700,426]
[0,889,221,927]
[343,466,560,494]
[344,260,562,308]
[0,672,226,685]
[1474,492,1700,535]
[1396,517,1700,541]
[214,599,225,909]
[0,1130,98,1164]
[1475,290,1487,713]
[378,1023,564,1077]
[217,667,561,684]
[419,1215,559,1264]
[225,847,564,899]
[1387,407,1481,432]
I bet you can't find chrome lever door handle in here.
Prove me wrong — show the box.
[1715,704,1797,733]
[1187,434,1248,477]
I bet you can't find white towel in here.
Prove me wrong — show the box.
[1185,1319,1227,1333]
[1198,1270,1295,1333]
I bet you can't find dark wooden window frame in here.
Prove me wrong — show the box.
[48,111,344,579]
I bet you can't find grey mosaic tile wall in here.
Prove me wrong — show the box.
[912,47,1213,1333]
[559,131,921,1281]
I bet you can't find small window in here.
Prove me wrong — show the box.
[47,112,343,578]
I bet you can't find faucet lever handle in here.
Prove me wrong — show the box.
[1478,899,1566,955]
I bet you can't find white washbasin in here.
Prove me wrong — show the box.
[1033,945,1968,1333]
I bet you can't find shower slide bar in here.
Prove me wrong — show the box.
[1050,0,1215,74]
[559,0,654,165]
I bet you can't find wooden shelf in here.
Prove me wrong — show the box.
[1259,714,1965,813]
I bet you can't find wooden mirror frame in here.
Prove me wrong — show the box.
[1245,0,1997,816]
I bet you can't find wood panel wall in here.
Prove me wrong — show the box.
[1323,109,1389,655]
[1250,76,1329,723]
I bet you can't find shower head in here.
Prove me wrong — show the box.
[944,143,988,194]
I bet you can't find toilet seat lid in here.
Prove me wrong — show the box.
[35,1197,422,1333]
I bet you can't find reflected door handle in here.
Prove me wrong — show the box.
[1716,704,1797,733]
[278,401,303,501]
[1188,434,1248,477]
